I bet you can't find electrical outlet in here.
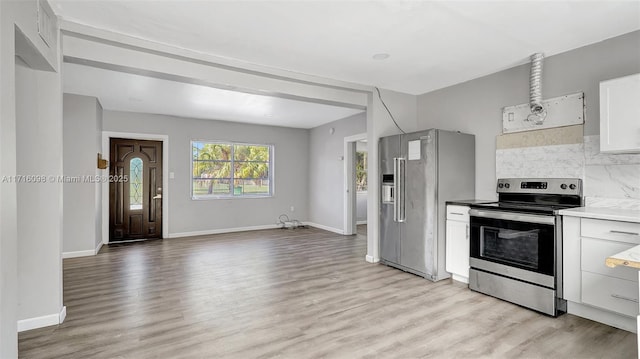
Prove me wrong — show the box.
[290,206,295,212]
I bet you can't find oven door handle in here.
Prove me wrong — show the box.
[469,209,556,225]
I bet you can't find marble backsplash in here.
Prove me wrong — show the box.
[583,136,640,209]
[496,135,640,210]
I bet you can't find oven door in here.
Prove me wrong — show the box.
[469,209,557,288]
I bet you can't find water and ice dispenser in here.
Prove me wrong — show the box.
[381,174,394,204]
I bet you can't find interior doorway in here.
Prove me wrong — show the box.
[109,138,163,242]
[343,133,367,235]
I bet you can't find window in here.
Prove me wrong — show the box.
[356,151,367,192]
[192,141,273,198]
[130,157,143,209]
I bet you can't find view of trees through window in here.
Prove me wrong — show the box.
[192,141,272,198]
[356,151,367,192]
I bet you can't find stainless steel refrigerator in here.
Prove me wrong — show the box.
[379,129,475,281]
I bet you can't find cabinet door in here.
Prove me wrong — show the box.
[600,73,640,153]
[446,219,469,282]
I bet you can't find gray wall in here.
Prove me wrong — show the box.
[417,30,640,200]
[16,57,64,322]
[103,110,310,235]
[308,113,366,231]
[2,1,62,354]
[63,94,103,254]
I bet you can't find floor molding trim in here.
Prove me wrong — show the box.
[59,306,67,324]
[168,224,279,238]
[365,255,380,263]
[62,249,96,259]
[18,306,66,332]
[95,241,103,255]
[304,222,344,235]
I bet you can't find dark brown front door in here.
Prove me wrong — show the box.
[109,138,163,242]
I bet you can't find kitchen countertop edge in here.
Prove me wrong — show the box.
[558,207,640,223]
[446,199,495,206]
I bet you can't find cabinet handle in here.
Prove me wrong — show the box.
[610,230,640,236]
[611,293,639,303]
[466,225,469,239]
[450,212,465,215]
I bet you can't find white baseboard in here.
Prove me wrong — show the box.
[356,220,368,225]
[304,222,344,235]
[63,241,104,258]
[365,255,379,263]
[451,273,469,284]
[95,241,103,255]
[168,224,279,238]
[59,306,67,324]
[18,306,66,332]
[62,249,96,259]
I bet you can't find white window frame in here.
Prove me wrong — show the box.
[356,150,368,193]
[191,140,274,199]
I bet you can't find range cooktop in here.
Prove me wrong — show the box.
[469,178,583,215]
[469,201,579,215]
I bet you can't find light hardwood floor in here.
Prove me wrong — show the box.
[19,225,636,358]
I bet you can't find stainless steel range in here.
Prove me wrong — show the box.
[468,178,583,317]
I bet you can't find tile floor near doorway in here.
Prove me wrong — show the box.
[19,225,636,358]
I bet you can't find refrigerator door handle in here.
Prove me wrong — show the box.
[398,158,406,222]
[393,157,398,222]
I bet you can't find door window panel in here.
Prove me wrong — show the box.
[130,157,143,210]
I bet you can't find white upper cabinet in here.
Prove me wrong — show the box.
[599,73,640,153]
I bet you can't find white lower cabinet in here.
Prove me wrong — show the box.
[581,271,639,317]
[445,205,470,283]
[563,216,640,332]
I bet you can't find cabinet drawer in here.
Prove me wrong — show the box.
[582,271,639,317]
[581,218,640,244]
[581,237,638,281]
[447,205,469,221]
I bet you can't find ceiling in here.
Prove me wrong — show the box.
[50,0,640,94]
[63,63,363,129]
[51,0,640,96]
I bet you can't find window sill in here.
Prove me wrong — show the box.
[192,194,273,200]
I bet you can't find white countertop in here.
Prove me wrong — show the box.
[559,207,640,223]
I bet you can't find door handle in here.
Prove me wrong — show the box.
[611,293,639,303]
[153,194,162,199]
[397,158,406,223]
[393,158,398,222]
[610,230,640,237]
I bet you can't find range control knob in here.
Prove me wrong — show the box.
[498,183,504,188]
[569,184,577,190]
[560,184,568,190]
[504,183,510,189]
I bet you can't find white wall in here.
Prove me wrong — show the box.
[95,97,103,249]
[417,30,640,200]
[308,113,366,232]
[366,88,418,261]
[15,56,64,324]
[102,110,310,236]
[63,93,103,255]
[1,1,61,356]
